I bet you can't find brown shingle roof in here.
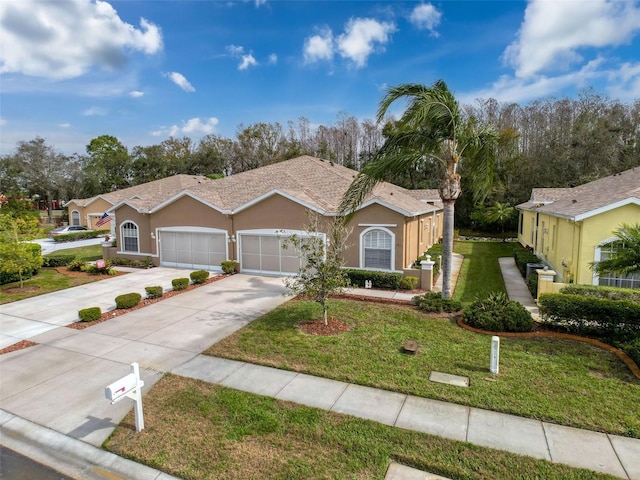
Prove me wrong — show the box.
[517,167,640,219]
[105,156,440,217]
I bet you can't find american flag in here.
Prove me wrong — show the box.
[96,213,111,227]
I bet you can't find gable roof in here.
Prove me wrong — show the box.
[106,156,441,217]
[67,175,211,209]
[517,167,640,220]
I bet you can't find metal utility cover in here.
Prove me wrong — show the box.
[429,371,470,387]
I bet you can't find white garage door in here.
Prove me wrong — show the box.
[239,233,304,274]
[160,230,227,271]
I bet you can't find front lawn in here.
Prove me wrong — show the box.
[45,243,104,261]
[205,299,640,437]
[105,374,617,480]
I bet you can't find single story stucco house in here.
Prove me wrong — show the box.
[516,167,640,288]
[67,156,444,276]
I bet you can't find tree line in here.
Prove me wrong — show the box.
[1,88,639,228]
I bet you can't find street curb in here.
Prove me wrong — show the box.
[0,410,180,480]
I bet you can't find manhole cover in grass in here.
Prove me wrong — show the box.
[429,371,470,387]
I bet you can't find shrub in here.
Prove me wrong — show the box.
[527,272,538,297]
[412,251,441,278]
[115,293,142,309]
[463,292,534,332]
[52,230,105,242]
[412,291,462,313]
[343,269,402,290]
[400,276,419,290]
[513,248,540,277]
[172,278,190,291]
[67,259,86,272]
[110,258,133,266]
[78,307,101,322]
[190,270,209,284]
[221,260,238,274]
[81,259,114,275]
[145,286,163,299]
[0,242,42,285]
[560,285,640,304]
[622,337,640,367]
[42,254,75,267]
[538,293,640,341]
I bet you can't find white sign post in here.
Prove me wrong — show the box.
[490,336,500,375]
[105,362,145,432]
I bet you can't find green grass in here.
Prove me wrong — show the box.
[0,268,111,304]
[45,244,103,261]
[453,240,520,304]
[104,374,618,480]
[206,299,640,437]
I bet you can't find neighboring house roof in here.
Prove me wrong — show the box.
[67,175,211,209]
[104,156,440,218]
[517,167,640,220]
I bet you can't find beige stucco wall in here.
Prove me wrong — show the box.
[66,198,114,229]
[114,205,152,257]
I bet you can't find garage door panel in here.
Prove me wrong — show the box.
[239,233,310,274]
[260,236,280,255]
[160,230,227,271]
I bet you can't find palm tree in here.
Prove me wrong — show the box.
[485,201,515,235]
[340,80,497,298]
[591,223,640,277]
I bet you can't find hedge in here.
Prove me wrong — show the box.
[145,286,163,299]
[42,254,75,267]
[343,269,402,290]
[115,292,142,309]
[52,229,109,242]
[513,248,540,277]
[190,270,209,284]
[78,307,101,322]
[172,278,190,291]
[559,284,640,304]
[400,276,418,290]
[538,293,640,341]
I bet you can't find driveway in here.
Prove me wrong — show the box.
[0,271,290,446]
[30,236,105,256]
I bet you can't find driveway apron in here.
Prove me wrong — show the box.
[0,272,290,447]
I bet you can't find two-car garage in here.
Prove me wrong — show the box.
[159,228,311,275]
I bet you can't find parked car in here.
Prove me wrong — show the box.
[48,225,91,237]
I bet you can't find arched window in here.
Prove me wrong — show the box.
[361,228,393,270]
[121,222,139,253]
[71,210,80,226]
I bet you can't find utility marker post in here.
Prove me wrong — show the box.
[105,362,145,432]
[490,336,500,375]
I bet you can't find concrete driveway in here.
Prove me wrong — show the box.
[0,271,290,446]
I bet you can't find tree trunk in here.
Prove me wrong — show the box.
[322,305,328,326]
[439,171,461,300]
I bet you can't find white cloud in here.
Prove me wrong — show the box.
[605,61,640,100]
[268,53,278,65]
[58,123,71,128]
[165,72,195,92]
[129,90,144,98]
[226,44,245,57]
[0,0,163,80]
[304,28,334,64]
[83,106,107,116]
[0,118,7,126]
[238,54,258,70]
[337,18,396,68]
[504,0,640,79]
[409,3,442,36]
[152,117,219,137]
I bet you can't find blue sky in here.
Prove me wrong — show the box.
[1,0,639,155]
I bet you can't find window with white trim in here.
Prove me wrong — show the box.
[363,229,392,270]
[121,222,139,253]
[596,243,640,289]
[71,210,80,226]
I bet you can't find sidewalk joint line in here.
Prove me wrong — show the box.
[607,433,631,480]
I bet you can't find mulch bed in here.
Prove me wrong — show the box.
[299,317,351,336]
[68,274,230,330]
[0,273,231,355]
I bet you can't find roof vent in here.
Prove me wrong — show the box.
[572,199,577,203]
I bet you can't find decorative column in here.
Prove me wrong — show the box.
[536,268,556,302]
[420,255,436,291]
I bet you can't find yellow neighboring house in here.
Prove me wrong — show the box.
[517,167,640,288]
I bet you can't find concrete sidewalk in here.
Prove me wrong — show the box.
[499,256,539,317]
[174,355,640,480]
